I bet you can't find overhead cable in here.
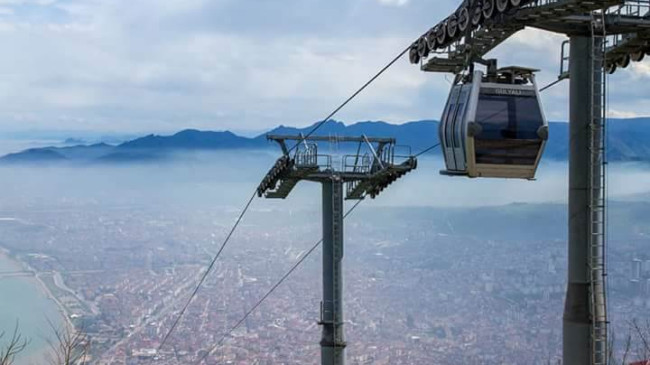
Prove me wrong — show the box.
[159,41,413,351]
[286,45,412,153]
[158,191,257,351]
[196,143,441,364]
[415,143,441,157]
[195,199,364,364]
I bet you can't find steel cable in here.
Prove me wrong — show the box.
[415,143,441,157]
[158,191,257,351]
[285,45,412,154]
[158,42,413,353]
[195,199,364,365]
[194,144,441,364]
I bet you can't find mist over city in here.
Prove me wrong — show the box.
[1,1,650,365]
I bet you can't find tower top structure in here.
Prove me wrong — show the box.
[409,0,650,74]
[257,134,417,200]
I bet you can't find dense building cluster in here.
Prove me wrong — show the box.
[0,199,648,364]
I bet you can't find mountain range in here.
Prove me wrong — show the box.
[1,118,649,164]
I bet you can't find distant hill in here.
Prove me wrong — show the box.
[545,118,650,161]
[1,143,114,164]
[261,120,439,153]
[1,118,649,165]
[119,129,266,150]
[1,148,68,164]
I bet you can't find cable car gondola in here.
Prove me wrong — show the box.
[439,65,548,179]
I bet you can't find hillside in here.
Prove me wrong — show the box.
[546,118,650,161]
[1,118,649,164]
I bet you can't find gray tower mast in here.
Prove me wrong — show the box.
[409,1,650,363]
[257,134,417,365]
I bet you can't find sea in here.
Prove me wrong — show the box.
[0,254,63,364]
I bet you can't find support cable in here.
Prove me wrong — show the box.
[539,77,565,93]
[159,43,412,352]
[286,45,411,154]
[165,54,540,350]
[158,191,257,351]
[195,143,441,364]
[195,199,364,364]
[415,143,441,157]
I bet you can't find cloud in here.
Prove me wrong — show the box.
[630,61,650,78]
[609,109,640,119]
[0,0,648,135]
[0,0,454,133]
[377,0,410,6]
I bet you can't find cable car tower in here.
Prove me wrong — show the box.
[257,134,417,365]
[409,1,650,364]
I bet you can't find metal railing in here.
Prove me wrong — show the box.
[316,155,333,171]
[608,0,650,17]
[343,154,371,174]
[295,143,318,168]
[606,1,650,42]
[393,145,414,162]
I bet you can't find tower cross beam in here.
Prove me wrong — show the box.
[415,0,650,74]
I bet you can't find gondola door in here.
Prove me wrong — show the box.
[451,84,472,172]
[463,70,484,177]
[441,85,462,171]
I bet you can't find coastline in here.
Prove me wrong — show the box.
[0,249,74,363]
[0,249,75,329]
[33,273,76,330]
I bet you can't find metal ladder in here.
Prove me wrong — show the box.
[589,10,609,365]
[331,178,344,365]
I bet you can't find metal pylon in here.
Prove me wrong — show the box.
[258,135,417,365]
[319,177,346,365]
[589,10,609,365]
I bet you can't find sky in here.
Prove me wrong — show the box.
[0,0,649,135]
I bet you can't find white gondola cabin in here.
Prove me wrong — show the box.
[439,66,548,179]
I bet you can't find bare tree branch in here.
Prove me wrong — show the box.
[622,330,633,365]
[46,319,90,365]
[0,322,29,365]
[632,319,650,356]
